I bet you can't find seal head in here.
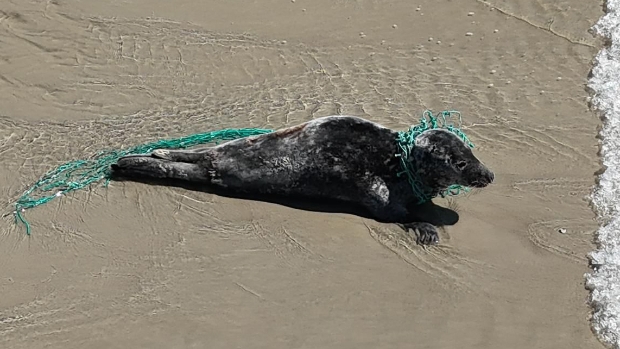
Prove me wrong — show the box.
[412,128,494,195]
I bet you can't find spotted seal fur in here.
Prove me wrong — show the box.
[110,115,494,245]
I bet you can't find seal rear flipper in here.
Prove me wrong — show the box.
[111,156,208,182]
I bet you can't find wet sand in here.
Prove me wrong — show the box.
[0,0,606,348]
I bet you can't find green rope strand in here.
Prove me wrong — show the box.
[13,128,274,235]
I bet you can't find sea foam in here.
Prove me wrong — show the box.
[586,1,620,348]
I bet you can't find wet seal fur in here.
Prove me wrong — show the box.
[110,115,494,245]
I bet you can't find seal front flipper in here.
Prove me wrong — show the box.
[111,156,208,182]
[401,222,440,246]
[152,149,205,163]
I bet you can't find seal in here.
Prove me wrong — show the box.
[110,115,494,245]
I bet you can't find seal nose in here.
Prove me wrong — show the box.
[485,171,495,184]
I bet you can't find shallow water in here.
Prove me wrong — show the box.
[0,1,604,348]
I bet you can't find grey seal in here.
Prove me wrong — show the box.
[110,115,494,245]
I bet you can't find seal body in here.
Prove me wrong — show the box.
[111,115,494,245]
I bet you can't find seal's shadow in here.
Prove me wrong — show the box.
[110,176,459,229]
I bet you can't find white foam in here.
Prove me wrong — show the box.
[587,1,620,348]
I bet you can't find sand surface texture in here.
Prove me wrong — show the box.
[0,0,606,348]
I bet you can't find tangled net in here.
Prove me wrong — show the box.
[12,110,473,234]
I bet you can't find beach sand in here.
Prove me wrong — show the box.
[0,0,606,348]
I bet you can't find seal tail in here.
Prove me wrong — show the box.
[110,155,209,182]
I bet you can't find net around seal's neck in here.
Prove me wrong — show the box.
[395,110,475,204]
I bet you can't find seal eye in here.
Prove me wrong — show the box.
[455,160,467,171]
